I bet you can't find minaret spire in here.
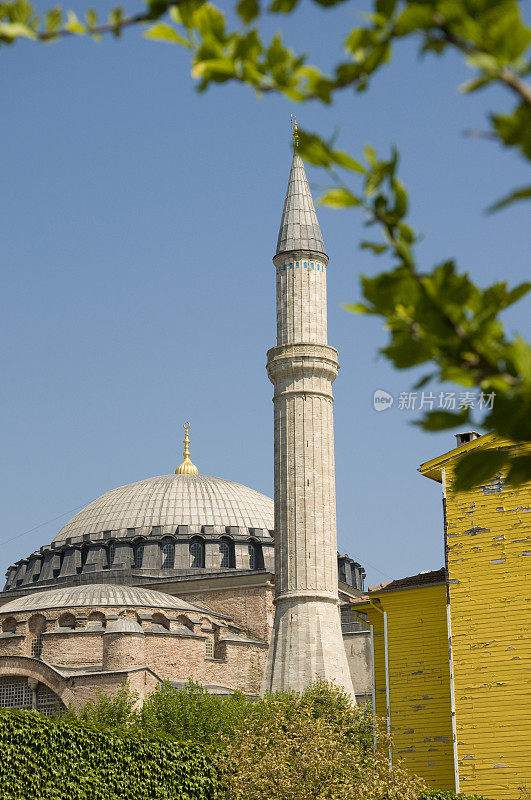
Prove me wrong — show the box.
[261,141,354,697]
[175,422,199,475]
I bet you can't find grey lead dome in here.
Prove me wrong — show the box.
[0,583,209,614]
[54,474,274,542]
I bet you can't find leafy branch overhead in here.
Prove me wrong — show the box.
[1,0,530,489]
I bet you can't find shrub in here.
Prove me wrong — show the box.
[0,709,218,800]
[418,792,495,800]
[216,680,426,800]
[138,680,253,745]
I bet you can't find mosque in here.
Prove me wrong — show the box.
[1,135,529,799]
[0,140,372,712]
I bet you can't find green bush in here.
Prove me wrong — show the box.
[217,680,425,800]
[0,709,218,800]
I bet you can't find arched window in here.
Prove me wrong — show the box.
[36,682,65,717]
[219,538,235,569]
[189,538,205,568]
[29,614,46,659]
[81,545,90,566]
[87,612,106,629]
[107,542,116,568]
[133,541,145,569]
[1,617,17,634]
[161,538,175,569]
[151,613,170,632]
[58,613,76,630]
[248,541,264,571]
[177,614,194,632]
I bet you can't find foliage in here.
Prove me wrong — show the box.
[1,0,530,488]
[63,681,139,728]
[216,679,425,800]
[0,707,219,800]
[418,792,494,800]
[137,679,253,745]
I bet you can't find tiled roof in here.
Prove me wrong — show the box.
[369,568,445,593]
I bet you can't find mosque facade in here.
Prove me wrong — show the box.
[0,147,371,712]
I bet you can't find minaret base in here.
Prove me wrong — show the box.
[261,593,355,698]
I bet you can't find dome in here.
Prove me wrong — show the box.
[0,584,209,615]
[54,474,274,543]
[105,618,144,635]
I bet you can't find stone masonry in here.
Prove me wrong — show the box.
[261,152,354,696]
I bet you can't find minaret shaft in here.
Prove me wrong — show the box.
[261,153,353,696]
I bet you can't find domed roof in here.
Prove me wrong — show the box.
[54,474,274,543]
[105,618,144,635]
[0,584,209,615]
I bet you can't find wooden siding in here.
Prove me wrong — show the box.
[443,444,531,799]
[360,584,454,789]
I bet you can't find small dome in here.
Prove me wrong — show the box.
[0,584,208,615]
[53,474,273,543]
[105,618,144,635]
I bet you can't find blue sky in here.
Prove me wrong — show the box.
[1,1,529,587]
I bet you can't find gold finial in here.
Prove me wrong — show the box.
[175,422,199,475]
[291,114,299,147]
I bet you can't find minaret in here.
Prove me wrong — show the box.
[261,124,354,696]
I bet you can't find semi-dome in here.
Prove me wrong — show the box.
[0,583,208,614]
[54,474,274,543]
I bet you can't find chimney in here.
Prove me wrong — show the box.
[454,431,481,447]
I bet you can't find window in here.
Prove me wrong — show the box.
[219,539,235,569]
[0,677,32,709]
[31,634,43,658]
[151,613,170,632]
[205,639,214,659]
[1,617,17,634]
[107,542,116,568]
[248,541,264,571]
[87,612,106,629]
[58,613,76,630]
[177,615,194,632]
[190,538,205,568]
[161,538,175,569]
[36,683,65,717]
[28,614,46,658]
[133,542,145,569]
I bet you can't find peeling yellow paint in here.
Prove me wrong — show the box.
[352,584,455,789]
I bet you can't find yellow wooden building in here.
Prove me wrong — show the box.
[354,571,455,789]
[352,432,531,799]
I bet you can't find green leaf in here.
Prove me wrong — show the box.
[487,185,531,213]
[506,453,531,486]
[332,150,365,173]
[360,241,388,254]
[394,4,434,36]
[144,22,190,45]
[492,103,531,160]
[413,409,470,431]
[0,20,36,39]
[45,7,63,33]
[343,302,374,314]
[269,0,299,11]
[453,448,510,491]
[64,11,85,34]
[237,0,260,24]
[319,187,360,207]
